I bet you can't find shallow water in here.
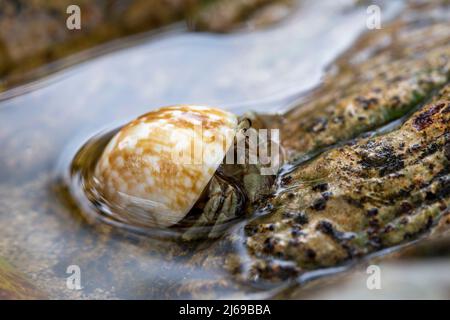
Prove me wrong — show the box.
[0,1,403,299]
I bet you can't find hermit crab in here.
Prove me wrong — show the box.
[93,105,281,239]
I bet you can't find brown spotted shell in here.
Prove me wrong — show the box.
[94,105,238,228]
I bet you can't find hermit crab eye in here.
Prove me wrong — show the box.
[93,105,238,228]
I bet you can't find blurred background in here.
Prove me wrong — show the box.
[0,0,449,300]
[0,0,299,91]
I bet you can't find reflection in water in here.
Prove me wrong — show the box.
[0,1,402,298]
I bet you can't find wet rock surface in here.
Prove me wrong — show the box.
[241,1,450,282]
[0,0,449,299]
[245,86,450,280]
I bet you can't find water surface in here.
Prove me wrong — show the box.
[0,0,402,299]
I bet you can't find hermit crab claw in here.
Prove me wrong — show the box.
[94,105,238,228]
